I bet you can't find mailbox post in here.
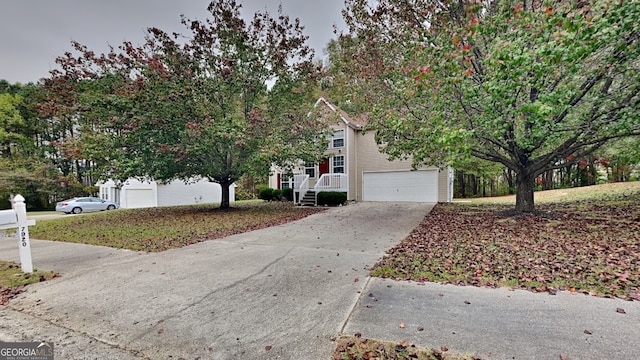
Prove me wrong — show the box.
[0,195,35,273]
[13,195,33,273]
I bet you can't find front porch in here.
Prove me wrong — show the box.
[282,173,348,206]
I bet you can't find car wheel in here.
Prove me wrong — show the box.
[72,207,82,214]
[107,205,116,210]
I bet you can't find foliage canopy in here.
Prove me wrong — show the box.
[334,0,640,211]
[42,0,330,208]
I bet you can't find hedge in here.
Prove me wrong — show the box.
[282,188,293,201]
[258,188,274,200]
[317,191,347,206]
[258,187,293,201]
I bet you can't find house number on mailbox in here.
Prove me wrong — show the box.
[20,226,27,247]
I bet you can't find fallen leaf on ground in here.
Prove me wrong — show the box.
[0,286,25,306]
[370,199,640,301]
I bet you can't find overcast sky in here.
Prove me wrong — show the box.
[0,0,347,84]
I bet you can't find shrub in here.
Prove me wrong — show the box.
[317,191,347,206]
[282,188,293,201]
[258,188,274,201]
[258,188,286,201]
[234,187,256,200]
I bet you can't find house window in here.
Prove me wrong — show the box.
[332,155,345,173]
[281,176,293,189]
[332,129,344,148]
[304,162,316,178]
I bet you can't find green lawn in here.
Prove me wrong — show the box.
[0,261,57,305]
[28,201,324,252]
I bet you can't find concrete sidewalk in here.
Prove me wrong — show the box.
[345,278,640,360]
[1,202,639,360]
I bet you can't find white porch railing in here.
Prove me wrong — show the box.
[288,173,348,204]
[293,174,309,204]
[314,173,348,192]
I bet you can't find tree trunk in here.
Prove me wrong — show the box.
[504,168,515,194]
[542,170,554,190]
[515,172,535,213]
[220,181,232,209]
[470,174,478,196]
[482,177,486,197]
[458,171,466,197]
[588,156,597,185]
[562,164,572,187]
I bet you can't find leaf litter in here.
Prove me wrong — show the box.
[371,199,639,300]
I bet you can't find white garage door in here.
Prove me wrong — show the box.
[124,189,155,208]
[363,170,438,202]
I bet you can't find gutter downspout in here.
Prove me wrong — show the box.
[353,125,358,202]
[346,123,350,200]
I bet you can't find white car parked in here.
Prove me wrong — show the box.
[55,197,118,214]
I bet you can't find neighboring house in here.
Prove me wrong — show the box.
[269,97,454,205]
[97,178,235,209]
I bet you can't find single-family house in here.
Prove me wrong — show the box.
[97,178,235,209]
[269,97,454,205]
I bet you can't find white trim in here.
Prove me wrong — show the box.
[332,155,345,173]
[346,120,351,200]
[314,97,361,129]
[331,129,345,148]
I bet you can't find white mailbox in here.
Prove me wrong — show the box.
[0,209,17,227]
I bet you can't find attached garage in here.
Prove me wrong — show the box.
[362,170,438,202]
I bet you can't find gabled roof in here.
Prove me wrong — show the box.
[314,97,368,129]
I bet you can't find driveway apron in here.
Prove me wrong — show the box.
[0,202,433,359]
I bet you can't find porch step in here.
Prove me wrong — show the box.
[300,190,316,206]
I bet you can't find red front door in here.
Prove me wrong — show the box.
[319,159,330,175]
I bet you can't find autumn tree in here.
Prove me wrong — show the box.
[337,0,640,212]
[42,0,329,208]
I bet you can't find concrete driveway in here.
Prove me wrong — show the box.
[0,202,433,359]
